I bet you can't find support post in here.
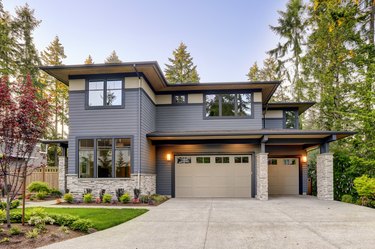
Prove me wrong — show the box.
[58,156,67,194]
[317,153,334,200]
[256,153,268,200]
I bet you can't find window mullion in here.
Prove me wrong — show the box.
[219,94,222,116]
[103,80,107,106]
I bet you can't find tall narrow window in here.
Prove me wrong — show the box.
[115,138,131,178]
[97,139,113,177]
[88,81,104,106]
[237,93,252,116]
[221,94,236,116]
[79,139,94,178]
[205,94,220,117]
[285,111,297,129]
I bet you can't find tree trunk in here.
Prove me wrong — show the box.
[4,174,11,228]
[22,172,26,226]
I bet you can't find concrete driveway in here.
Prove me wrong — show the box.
[41,196,375,249]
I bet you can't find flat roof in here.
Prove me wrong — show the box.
[40,62,280,104]
[265,102,316,114]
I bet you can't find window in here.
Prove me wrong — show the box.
[284,159,297,165]
[215,156,230,164]
[205,93,252,118]
[177,156,191,164]
[173,94,187,104]
[78,137,131,178]
[79,139,94,178]
[235,156,249,163]
[285,110,298,129]
[196,157,210,163]
[87,78,123,107]
[268,159,278,165]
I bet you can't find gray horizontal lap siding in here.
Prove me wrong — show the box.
[264,118,284,129]
[68,90,139,175]
[156,103,263,131]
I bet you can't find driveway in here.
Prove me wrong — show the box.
[41,196,375,249]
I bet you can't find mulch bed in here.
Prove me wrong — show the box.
[55,200,166,207]
[0,224,86,249]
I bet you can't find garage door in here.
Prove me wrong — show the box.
[175,155,252,197]
[268,158,299,195]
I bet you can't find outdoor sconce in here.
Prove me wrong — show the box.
[301,156,307,163]
[166,153,172,161]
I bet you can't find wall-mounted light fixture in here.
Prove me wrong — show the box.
[166,153,172,161]
[301,156,307,163]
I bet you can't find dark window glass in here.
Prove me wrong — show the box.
[88,79,122,107]
[205,94,220,117]
[237,94,252,116]
[177,156,191,164]
[115,138,131,178]
[242,157,249,163]
[79,139,94,178]
[215,157,223,163]
[234,157,241,163]
[268,159,278,165]
[196,157,204,163]
[223,157,230,163]
[173,95,186,104]
[97,139,113,177]
[221,94,236,116]
[285,111,297,129]
[204,157,210,163]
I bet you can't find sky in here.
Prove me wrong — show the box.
[3,0,289,82]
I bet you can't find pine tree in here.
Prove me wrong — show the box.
[164,42,200,83]
[84,55,94,64]
[40,36,67,166]
[268,0,307,101]
[247,62,261,81]
[105,50,122,63]
[13,3,41,80]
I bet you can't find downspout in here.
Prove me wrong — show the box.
[133,64,142,190]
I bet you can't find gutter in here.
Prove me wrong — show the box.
[133,64,142,190]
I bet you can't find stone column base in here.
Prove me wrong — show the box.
[317,153,334,200]
[58,156,67,194]
[256,153,268,201]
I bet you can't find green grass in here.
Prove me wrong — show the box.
[13,208,148,231]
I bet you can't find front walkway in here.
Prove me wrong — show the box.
[40,196,375,249]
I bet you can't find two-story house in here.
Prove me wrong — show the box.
[41,62,354,201]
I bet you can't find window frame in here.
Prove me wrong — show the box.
[172,94,188,105]
[85,76,125,109]
[203,91,254,119]
[76,136,133,179]
[283,109,299,129]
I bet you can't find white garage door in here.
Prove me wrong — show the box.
[175,155,252,197]
[268,158,299,195]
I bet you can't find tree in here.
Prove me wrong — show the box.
[40,36,67,166]
[0,75,50,227]
[105,50,122,63]
[164,42,200,83]
[247,62,261,81]
[13,3,41,81]
[84,55,94,64]
[268,0,307,101]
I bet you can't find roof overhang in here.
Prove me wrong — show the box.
[265,102,316,115]
[40,62,280,104]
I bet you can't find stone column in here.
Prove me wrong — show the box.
[256,153,268,201]
[58,156,67,194]
[302,162,308,195]
[317,153,333,200]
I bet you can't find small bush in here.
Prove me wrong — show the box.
[63,193,74,203]
[10,213,22,223]
[70,219,93,232]
[59,225,70,234]
[25,228,39,239]
[119,193,131,203]
[83,193,93,203]
[50,188,62,198]
[36,191,48,200]
[0,237,9,243]
[150,194,168,203]
[341,194,353,203]
[0,210,5,222]
[115,188,124,201]
[0,200,21,210]
[27,181,50,193]
[139,195,149,203]
[28,215,55,230]
[353,175,375,205]
[9,226,21,235]
[27,207,47,219]
[49,214,79,227]
[102,193,112,203]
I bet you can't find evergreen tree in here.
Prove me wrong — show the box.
[269,0,307,101]
[84,55,94,64]
[247,62,261,81]
[13,3,41,80]
[105,50,122,63]
[164,42,200,83]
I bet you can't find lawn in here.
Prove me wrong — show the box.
[12,207,148,230]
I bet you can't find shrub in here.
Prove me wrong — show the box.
[84,188,92,195]
[116,188,124,201]
[102,193,112,203]
[99,189,105,201]
[0,237,9,243]
[0,200,21,210]
[27,181,50,193]
[36,191,48,200]
[63,193,74,203]
[25,228,39,239]
[83,193,93,203]
[28,215,55,230]
[50,188,62,198]
[9,226,21,235]
[341,194,353,203]
[119,193,131,203]
[27,207,47,219]
[49,214,79,226]
[0,210,5,222]
[353,175,375,205]
[10,213,22,223]
[59,225,70,234]
[139,195,149,203]
[70,219,93,232]
[150,194,168,203]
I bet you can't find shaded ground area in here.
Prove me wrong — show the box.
[40,196,375,249]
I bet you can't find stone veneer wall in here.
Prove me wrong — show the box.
[58,156,67,194]
[66,174,156,198]
[256,153,268,200]
[317,153,334,200]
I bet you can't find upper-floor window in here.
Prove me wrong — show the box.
[205,93,252,118]
[173,94,187,104]
[87,78,123,108]
[284,110,298,129]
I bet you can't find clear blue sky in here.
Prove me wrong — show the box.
[4,0,288,82]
